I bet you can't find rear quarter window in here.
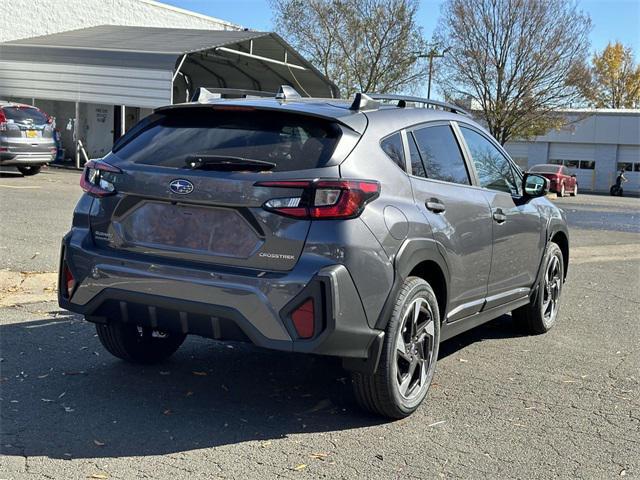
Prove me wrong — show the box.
[113,109,342,172]
[380,132,406,171]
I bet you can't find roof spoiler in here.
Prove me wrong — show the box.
[349,93,380,111]
[275,85,302,100]
[190,85,303,103]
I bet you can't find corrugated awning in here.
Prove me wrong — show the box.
[0,25,338,108]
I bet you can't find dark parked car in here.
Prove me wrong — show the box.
[0,101,56,175]
[529,163,578,197]
[59,89,569,418]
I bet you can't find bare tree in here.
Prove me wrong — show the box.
[270,0,428,97]
[435,0,592,145]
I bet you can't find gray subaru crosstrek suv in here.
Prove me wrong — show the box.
[59,88,569,418]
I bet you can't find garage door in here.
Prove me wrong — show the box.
[549,143,596,191]
[617,146,640,193]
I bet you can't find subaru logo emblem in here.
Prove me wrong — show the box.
[169,179,194,195]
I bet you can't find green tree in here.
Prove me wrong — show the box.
[584,42,640,108]
[435,0,592,144]
[270,0,428,97]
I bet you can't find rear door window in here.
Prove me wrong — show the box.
[411,125,470,185]
[380,132,406,171]
[2,106,48,126]
[113,109,342,172]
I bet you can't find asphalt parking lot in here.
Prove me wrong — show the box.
[1,168,639,479]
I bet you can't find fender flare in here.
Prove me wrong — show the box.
[374,237,451,330]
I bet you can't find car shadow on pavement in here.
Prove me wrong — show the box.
[0,310,386,460]
[438,313,526,359]
[0,310,525,461]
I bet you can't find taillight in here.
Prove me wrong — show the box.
[0,110,6,131]
[255,179,380,220]
[291,298,315,338]
[80,159,122,197]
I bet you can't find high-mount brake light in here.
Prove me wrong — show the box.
[255,179,380,220]
[80,160,122,197]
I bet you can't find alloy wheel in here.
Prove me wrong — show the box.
[542,254,562,324]
[394,297,436,400]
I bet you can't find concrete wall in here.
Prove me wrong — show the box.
[0,0,240,43]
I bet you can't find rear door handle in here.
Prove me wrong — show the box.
[425,199,445,213]
[493,209,507,224]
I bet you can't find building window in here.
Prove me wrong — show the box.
[617,162,633,172]
[550,159,596,170]
[564,159,580,169]
[579,161,595,169]
[634,163,640,172]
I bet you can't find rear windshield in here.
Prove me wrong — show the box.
[113,108,342,171]
[529,165,559,174]
[2,106,48,126]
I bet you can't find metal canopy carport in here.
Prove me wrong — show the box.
[0,25,339,109]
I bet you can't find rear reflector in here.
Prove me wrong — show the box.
[62,263,75,298]
[291,298,315,338]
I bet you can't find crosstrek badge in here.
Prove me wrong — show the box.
[258,252,295,260]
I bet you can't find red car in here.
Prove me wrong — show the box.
[528,164,578,197]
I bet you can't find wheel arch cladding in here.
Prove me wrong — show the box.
[375,239,450,329]
[550,230,569,279]
[408,260,447,323]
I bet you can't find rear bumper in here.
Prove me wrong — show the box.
[59,228,382,361]
[0,151,53,165]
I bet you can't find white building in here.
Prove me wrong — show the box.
[0,0,337,163]
[505,110,640,195]
[0,0,240,43]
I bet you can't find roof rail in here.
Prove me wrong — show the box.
[366,94,470,116]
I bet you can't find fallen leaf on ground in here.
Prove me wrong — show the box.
[310,452,329,460]
[93,439,105,446]
[458,358,469,363]
[41,398,53,402]
[292,464,307,471]
[159,371,170,376]
[185,391,194,397]
[192,371,207,376]
[88,474,108,479]
[163,409,172,416]
[221,384,229,391]
[37,374,49,379]
[428,420,446,427]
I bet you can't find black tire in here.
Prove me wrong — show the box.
[95,322,186,364]
[352,276,440,419]
[513,242,564,334]
[17,165,42,176]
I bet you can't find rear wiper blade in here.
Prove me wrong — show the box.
[185,155,276,171]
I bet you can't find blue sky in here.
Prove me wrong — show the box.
[163,0,640,54]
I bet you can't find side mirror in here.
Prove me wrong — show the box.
[523,173,549,198]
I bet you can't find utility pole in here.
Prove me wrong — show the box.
[413,46,450,99]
